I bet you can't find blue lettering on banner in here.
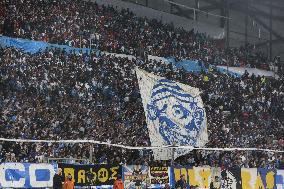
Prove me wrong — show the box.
[0,163,56,188]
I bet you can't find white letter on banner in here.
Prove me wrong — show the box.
[276,170,284,189]
[0,163,25,187]
[29,164,55,187]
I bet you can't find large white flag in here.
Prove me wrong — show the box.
[136,68,208,160]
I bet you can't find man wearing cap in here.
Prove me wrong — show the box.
[176,174,186,189]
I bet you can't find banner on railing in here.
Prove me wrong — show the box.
[220,168,242,189]
[0,163,55,188]
[0,36,92,54]
[123,165,149,189]
[58,163,121,186]
[173,166,213,188]
[0,162,283,188]
[149,167,169,184]
[123,165,171,189]
[149,166,171,188]
[172,166,284,189]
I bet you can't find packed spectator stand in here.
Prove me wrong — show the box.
[1,0,270,68]
[0,0,284,169]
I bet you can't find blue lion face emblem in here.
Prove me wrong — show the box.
[147,79,205,146]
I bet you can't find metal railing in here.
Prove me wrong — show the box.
[47,157,90,164]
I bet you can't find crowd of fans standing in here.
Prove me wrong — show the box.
[0,0,283,168]
[0,46,283,168]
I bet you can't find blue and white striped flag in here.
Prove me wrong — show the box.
[136,68,208,160]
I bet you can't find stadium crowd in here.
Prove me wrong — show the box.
[0,46,283,168]
[1,0,268,68]
[0,0,283,169]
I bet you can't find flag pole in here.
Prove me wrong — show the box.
[171,142,176,166]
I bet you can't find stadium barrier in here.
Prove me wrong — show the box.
[1,137,283,152]
[2,35,277,78]
[47,157,90,164]
[0,138,284,188]
[0,163,284,188]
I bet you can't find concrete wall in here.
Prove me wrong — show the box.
[228,2,284,60]
[91,0,284,60]
[92,0,225,38]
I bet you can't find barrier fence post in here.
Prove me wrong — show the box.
[89,143,93,163]
[171,142,176,166]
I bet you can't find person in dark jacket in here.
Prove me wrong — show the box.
[176,174,186,189]
[53,168,64,189]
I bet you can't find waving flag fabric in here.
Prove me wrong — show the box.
[136,68,208,160]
